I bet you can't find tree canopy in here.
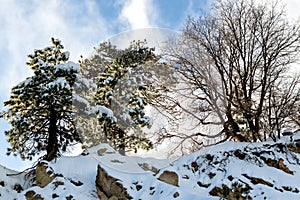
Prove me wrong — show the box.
[1,38,81,161]
[77,41,158,154]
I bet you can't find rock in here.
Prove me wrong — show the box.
[278,158,294,175]
[208,172,216,179]
[108,196,119,200]
[70,179,83,186]
[66,195,74,200]
[282,128,292,136]
[158,170,179,187]
[275,186,283,192]
[234,149,246,160]
[35,162,56,188]
[173,191,180,198]
[95,164,133,200]
[81,149,89,156]
[97,190,109,200]
[227,175,234,181]
[191,162,199,172]
[182,175,189,179]
[242,174,273,187]
[261,157,294,175]
[97,148,107,156]
[25,190,44,200]
[287,143,300,153]
[209,183,252,200]
[209,184,230,197]
[13,183,23,193]
[197,181,211,188]
[25,190,36,199]
[136,184,142,191]
[52,193,59,198]
[282,186,292,191]
[53,181,64,188]
[138,163,159,175]
[0,180,4,187]
[110,159,124,163]
[293,188,299,193]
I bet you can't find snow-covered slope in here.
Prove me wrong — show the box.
[0,165,27,199]
[1,133,300,199]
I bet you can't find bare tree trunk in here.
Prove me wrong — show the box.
[224,109,248,142]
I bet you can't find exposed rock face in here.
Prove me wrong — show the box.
[95,164,133,200]
[209,184,252,200]
[261,157,294,175]
[35,162,56,188]
[157,170,179,187]
[242,174,273,187]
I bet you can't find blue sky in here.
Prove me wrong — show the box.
[0,0,299,170]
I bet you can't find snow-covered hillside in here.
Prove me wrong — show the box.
[1,132,300,199]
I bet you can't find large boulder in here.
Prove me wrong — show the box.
[35,162,56,188]
[157,170,179,187]
[95,164,132,200]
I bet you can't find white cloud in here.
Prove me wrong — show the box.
[0,0,110,99]
[119,0,157,30]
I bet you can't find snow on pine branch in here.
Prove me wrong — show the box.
[46,77,71,90]
[90,105,117,123]
[54,61,80,73]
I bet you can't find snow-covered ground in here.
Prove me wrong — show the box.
[0,132,300,199]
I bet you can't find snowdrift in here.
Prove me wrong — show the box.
[0,133,300,199]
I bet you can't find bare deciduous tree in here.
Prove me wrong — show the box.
[160,0,300,148]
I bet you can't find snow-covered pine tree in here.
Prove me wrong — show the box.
[75,42,122,146]
[79,41,157,154]
[1,38,81,161]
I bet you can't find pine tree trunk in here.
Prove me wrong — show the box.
[46,107,58,161]
[103,122,108,143]
[118,128,126,156]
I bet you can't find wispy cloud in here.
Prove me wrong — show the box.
[119,0,158,30]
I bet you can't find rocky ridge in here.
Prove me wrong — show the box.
[0,133,300,199]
